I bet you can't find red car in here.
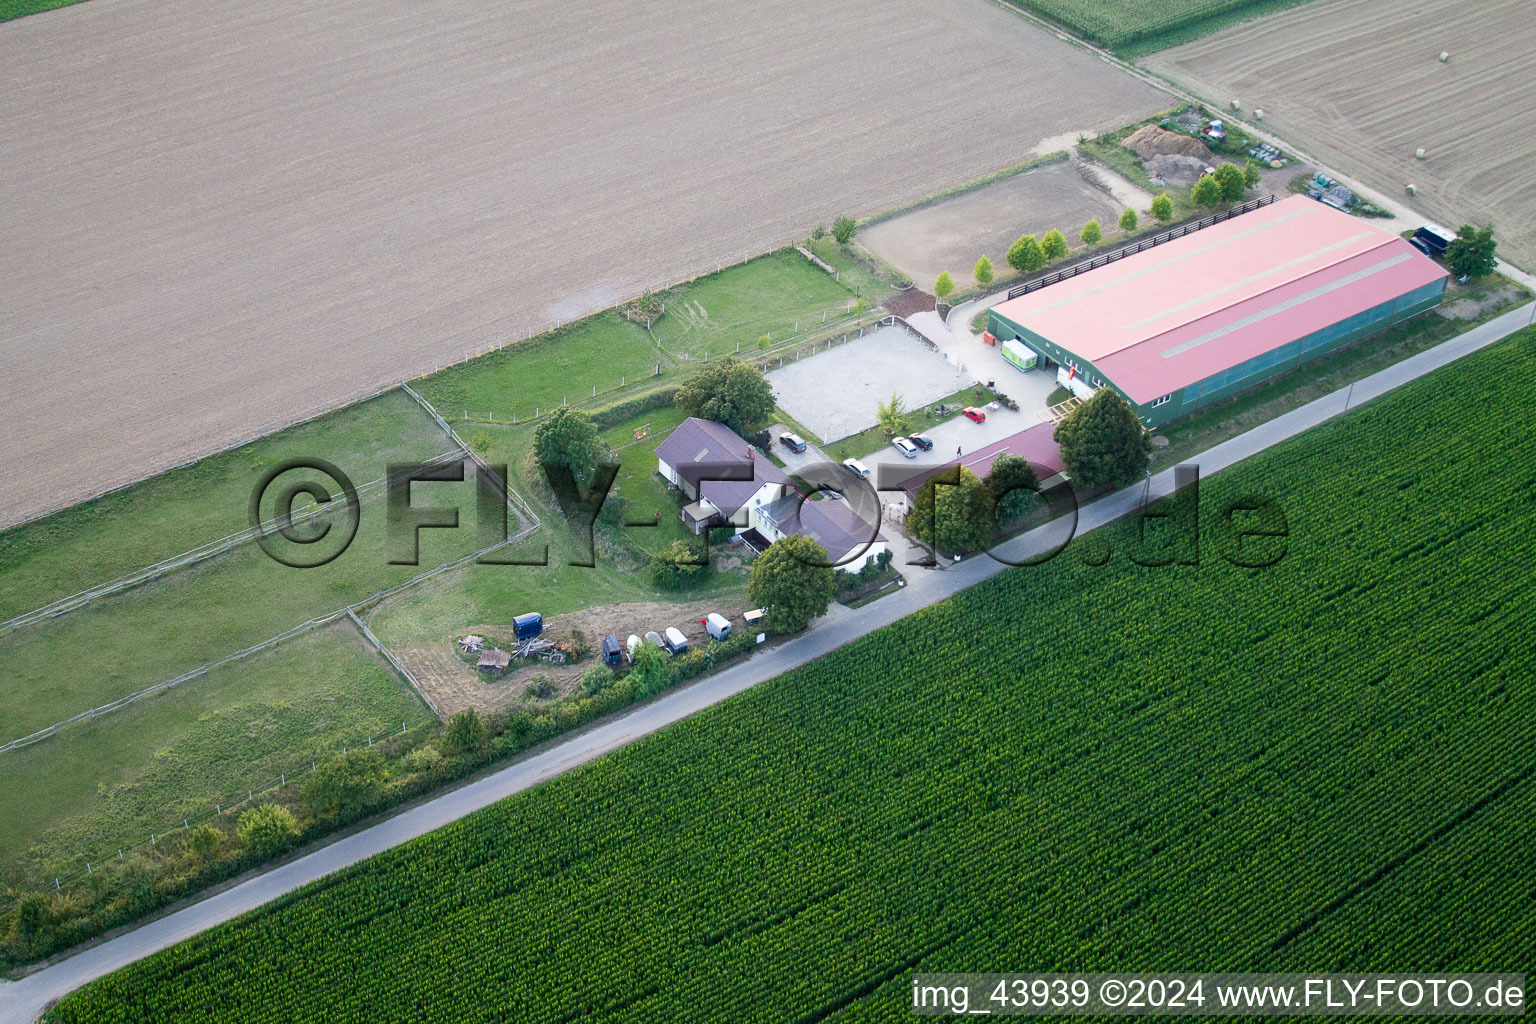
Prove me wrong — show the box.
[962,406,986,423]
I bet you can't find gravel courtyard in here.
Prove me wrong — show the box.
[769,326,974,442]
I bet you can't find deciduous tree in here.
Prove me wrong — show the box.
[302,748,388,816]
[910,465,996,553]
[984,453,1041,520]
[1119,207,1139,232]
[533,408,603,483]
[1053,389,1153,490]
[1214,162,1247,202]
[748,533,836,633]
[442,708,488,757]
[934,271,955,302]
[1191,173,1222,209]
[1150,193,1174,222]
[973,255,994,287]
[1446,225,1497,279]
[674,359,776,436]
[1042,229,1070,260]
[1079,220,1102,246]
[1007,234,1045,274]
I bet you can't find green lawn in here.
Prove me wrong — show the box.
[0,391,452,622]
[0,624,423,884]
[805,238,904,300]
[602,408,697,558]
[52,327,1536,1023]
[650,250,861,362]
[418,312,667,425]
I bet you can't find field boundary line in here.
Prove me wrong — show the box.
[0,521,538,755]
[347,609,440,720]
[402,385,540,528]
[0,448,467,636]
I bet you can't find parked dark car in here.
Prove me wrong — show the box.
[909,434,934,452]
[779,432,808,453]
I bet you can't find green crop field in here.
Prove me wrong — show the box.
[1006,0,1319,53]
[0,624,424,883]
[51,329,1536,1022]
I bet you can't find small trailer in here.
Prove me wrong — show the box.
[662,627,689,655]
[703,613,732,641]
[601,634,623,667]
[626,634,643,664]
[743,608,766,627]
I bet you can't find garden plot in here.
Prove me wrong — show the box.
[768,327,974,442]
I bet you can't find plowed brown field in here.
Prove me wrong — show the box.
[0,0,1165,528]
[1146,0,1536,269]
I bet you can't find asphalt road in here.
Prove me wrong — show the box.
[2,300,1531,1022]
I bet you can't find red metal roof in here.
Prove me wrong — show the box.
[991,196,1449,404]
[899,421,1064,494]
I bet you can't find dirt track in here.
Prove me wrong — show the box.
[1145,0,1536,270]
[0,0,1165,529]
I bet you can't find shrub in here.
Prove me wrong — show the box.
[401,745,444,775]
[237,804,300,857]
[1079,220,1102,246]
[301,748,389,816]
[831,216,857,244]
[1150,194,1174,222]
[1042,230,1069,260]
[1119,208,1138,232]
[650,540,706,589]
[590,388,677,430]
[1446,225,1497,278]
[581,664,615,695]
[442,708,489,756]
[811,222,827,240]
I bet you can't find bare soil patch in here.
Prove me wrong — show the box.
[1145,0,1536,271]
[0,0,1167,528]
[400,594,750,718]
[860,160,1127,290]
[883,288,938,319]
[1123,125,1214,161]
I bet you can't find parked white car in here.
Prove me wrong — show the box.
[890,437,918,459]
[842,458,871,478]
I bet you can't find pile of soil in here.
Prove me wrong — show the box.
[883,287,938,318]
[1146,153,1214,187]
[1123,124,1213,162]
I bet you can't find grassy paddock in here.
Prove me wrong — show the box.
[0,477,488,738]
[0,624,422,883]
[0,391,452,622]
